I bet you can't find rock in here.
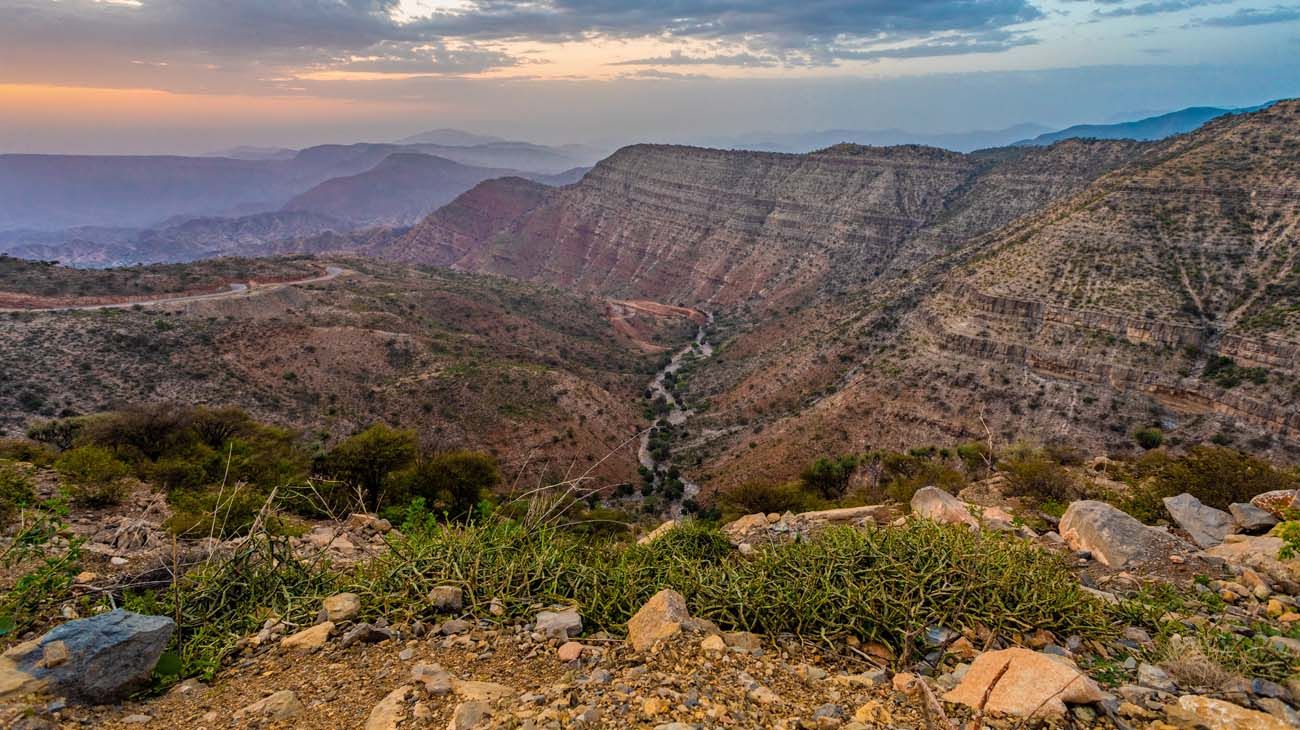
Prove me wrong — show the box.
[412,663,452,696]
[1058,500,1187,567]
[322,592,361,623]
[942,648,1105,718]
[452,679,515,701]
[699,634,726,653]
[637,520,678,545]
[1250,490,1299,519]
[1257,698,1300,726]
[345,512,392,534]
[282,622,334,653]
[722,631,762,653]
[448,700,490,730]
[1163,494,1235,548]
[853,700,892,724]
[428,586,463,612]
[1137,663,1177,692]
[0,609,174,704]
[535,608,582,639]
[234,690,304,722]
[627,589,690,651]
[365,685,411,730]
[1230,503,1279,533]
[440,619,473,635]
[557,641,585,662]
[122,715,151,724]
[910,487,978,529]
[339,623,395,649]
[1203,535,1300,585]
[1166,695,1290,730]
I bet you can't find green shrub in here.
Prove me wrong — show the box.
[0,460,37,527]
[320,424,418,510]
[77,404,197,461]
[719,481,818,520]
[359,520,1112,659]
[0,438,56,467]
[26,417,86,451]
[1137,445,1297,512]
[54,446,131,507]
[386,450,500,520]
[1134,427,1165,450]
[799,455,859,499]
[873,451,967,504]
[999,448,1080,504]
[164,486,300,539]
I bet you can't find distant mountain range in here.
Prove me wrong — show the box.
[1015,102,1276,146]
[698,124,1052,153]
[702,102,1278,154]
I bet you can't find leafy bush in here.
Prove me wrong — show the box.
[0,438,56,467]
[54,446,131,506]
[719,481,818,520]
[999,448,1081,504]
[871,451,967,504]
[1143,445,1296,511]
[799,455,859,499]
[0,460,37,527]
[1134,427,1164,450]
[320,424,418,511]
[26,417,86,451]
[164,486,301,539]
[386,450,500,520]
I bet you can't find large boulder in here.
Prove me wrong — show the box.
[911,487,978,529]
[942,648,1105,718]
[1230,502,1279,533]
[0,609,174,704]
[1058,500,1188,567]
[1251,490,1299,519]
[1163,493,1235,548]
[1166,694,1290,730]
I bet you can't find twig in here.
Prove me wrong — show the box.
[967,659,1010,730]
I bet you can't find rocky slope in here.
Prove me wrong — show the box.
[375,140,1143,309]
[681,99,1300,490]
[0,257,683,484]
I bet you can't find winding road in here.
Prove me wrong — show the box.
[0,265,347,313]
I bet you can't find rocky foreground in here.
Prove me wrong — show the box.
[4,476,1300,729]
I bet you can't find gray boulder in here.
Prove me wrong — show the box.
[1163,493,1234,548]
[535,608,582,640]
[0,609,174,704]
[910,486,978,529]
[1058,501,1188,567]
[1230,502,1279,533]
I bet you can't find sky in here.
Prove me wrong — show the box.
[0,0,1298,153]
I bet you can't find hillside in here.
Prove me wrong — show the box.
[376,140,1143,309]
[1018,102,1273,146]
[0,257,693,485]
[679,99,1300,491]
[282,154,522,226]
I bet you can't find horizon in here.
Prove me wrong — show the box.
[2,1,1299,154]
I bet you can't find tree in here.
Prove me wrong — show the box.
[322,424,418,511]
[800,455,859,499]
[388,450,500,520]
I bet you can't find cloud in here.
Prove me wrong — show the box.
[826,30,1039,62]
[1198,5,1300,25]
[1065,0,1233,17]
[610,51,778,68]
[0,0,1048,89]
